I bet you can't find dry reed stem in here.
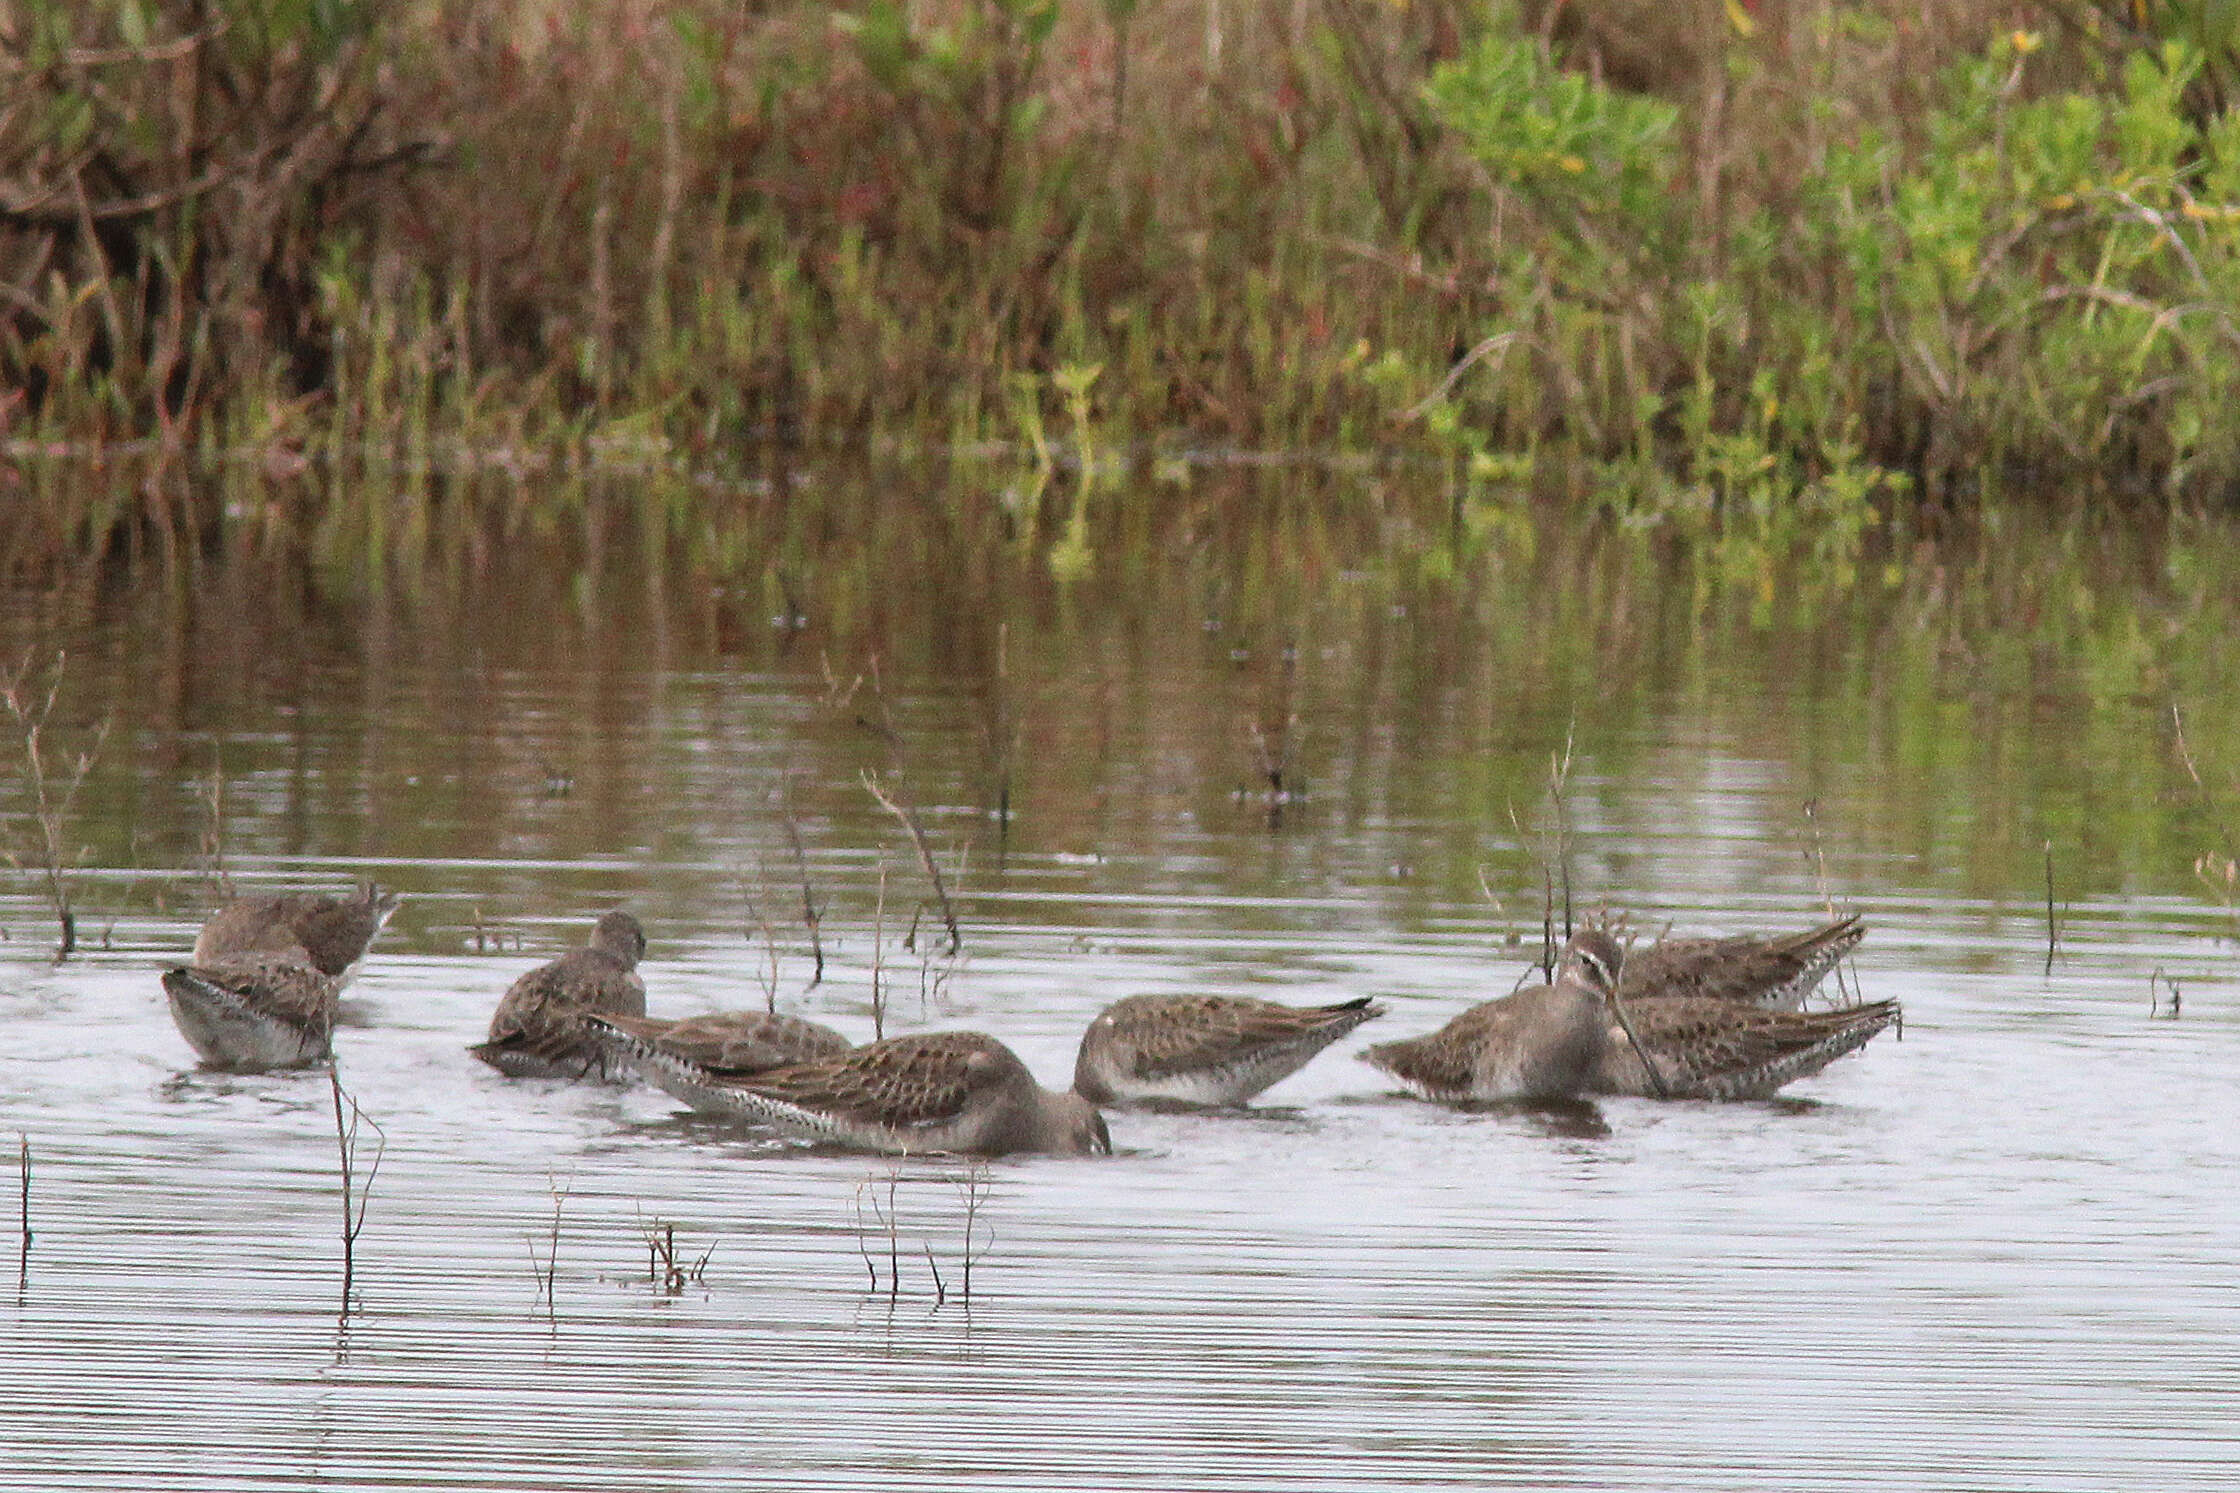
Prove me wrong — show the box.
[635,1209,713,1296]
[861,770,960,957]
[850,1168,907,1304]
[743,877,783,1015]
[2171,702,2240,941]
[991,621,1015,843]
[781,796,824,989]
[883,1169,900,1304]
[1547,725,1576,943]
[329,1067,387,1321]
[955,1163,992,1305]
[1802,797,1858,1004]
[199,743,234,899]
[871,855,888,1043]
[1,650,110,959]
[922,1241,946,1307]
[16,1134,28,1300]
[1505,798,1557,983]
[529,1171,569,1319]
[2148,967,2184,1020]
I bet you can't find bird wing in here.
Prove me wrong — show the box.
[193,957,338,1032]
[1623,916,1864,1003]
[735,1034,1019,1131]
[1113,995,1381,1079]
[608,1011,853,1076]
[1626,995,1897,1092]
[1362,995,1530,1095]
[486,950,645,1043]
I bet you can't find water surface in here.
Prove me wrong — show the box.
[2,477,2236,1489]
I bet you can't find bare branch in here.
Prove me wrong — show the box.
[861,771,960,957]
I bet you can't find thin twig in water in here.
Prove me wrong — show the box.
[922,1242,946,1306]
[2043,838,2059,977]
[529,1172,568,1318]
[862,770,960,956]
[743,878,783,1015]
[199,743,233,899]
[919,940,954,1020]
[990,622,1016,854]
[1,649,111,959]
[852,1179,881,1291]
[637,1212,711,1296]
[1506,799,1556,982]
[330,1068,387,1321]
[781,796,824,989]
[2171,702,2240,942]
[1802,798,1857,1004]
[16,1134,28,1299]
[956,1163,992,1305]
[853,1168,908,1305]
[871,856,888,1042]
[885,1169,901,1305]
[853,654,902,754]
[1474,866,1505,917]
[818,650,864,711]
[1547,727,1576,942]
[2150,967,2183,1020]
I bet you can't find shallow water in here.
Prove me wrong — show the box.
[2,488,2237,1489]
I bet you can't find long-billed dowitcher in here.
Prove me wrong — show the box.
[1360,928,1625,1102]
[591,1009,853,1078]
[588,1022,1112,1157]
[469,910,649,1079]
[1589,994,1901,1099]
[194,882,400,986]
[1620,914,1864,1009]
[1073,993,1385,1106]
[161,956,341,1071]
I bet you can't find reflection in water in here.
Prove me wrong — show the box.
[1,468,2238,1489]
[1450,1097,1616,1141]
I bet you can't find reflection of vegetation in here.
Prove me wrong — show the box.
[1,461,2237,944]
[2172,703,2240,939]
[8,4,2240,524]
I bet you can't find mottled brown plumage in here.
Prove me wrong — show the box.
[162,957,340,1071]
[1361,929,1625,1102]
[469,911,649,1079]
[194,883,400,985]
[594,1009,852,1078]
[1621,915,1865,1009]
[1590,994,1901,1100]
[1073,993,1385,1106]
[591,1023,1111,1157]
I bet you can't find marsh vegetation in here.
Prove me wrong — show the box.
[8,0,2240,572]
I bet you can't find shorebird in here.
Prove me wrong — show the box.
[1361,928,1626,1103]
[194,882,400,987]
[590,1009,853,1078]
[161,956,341,1071]
[1620,914,1864,1009]
[1072,993,1386,1106]
[588,1022,1111,1157]
[469,910,649,1078]
[1588,994,1901,1100]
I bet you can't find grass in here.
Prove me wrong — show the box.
[5,1,2240,564]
